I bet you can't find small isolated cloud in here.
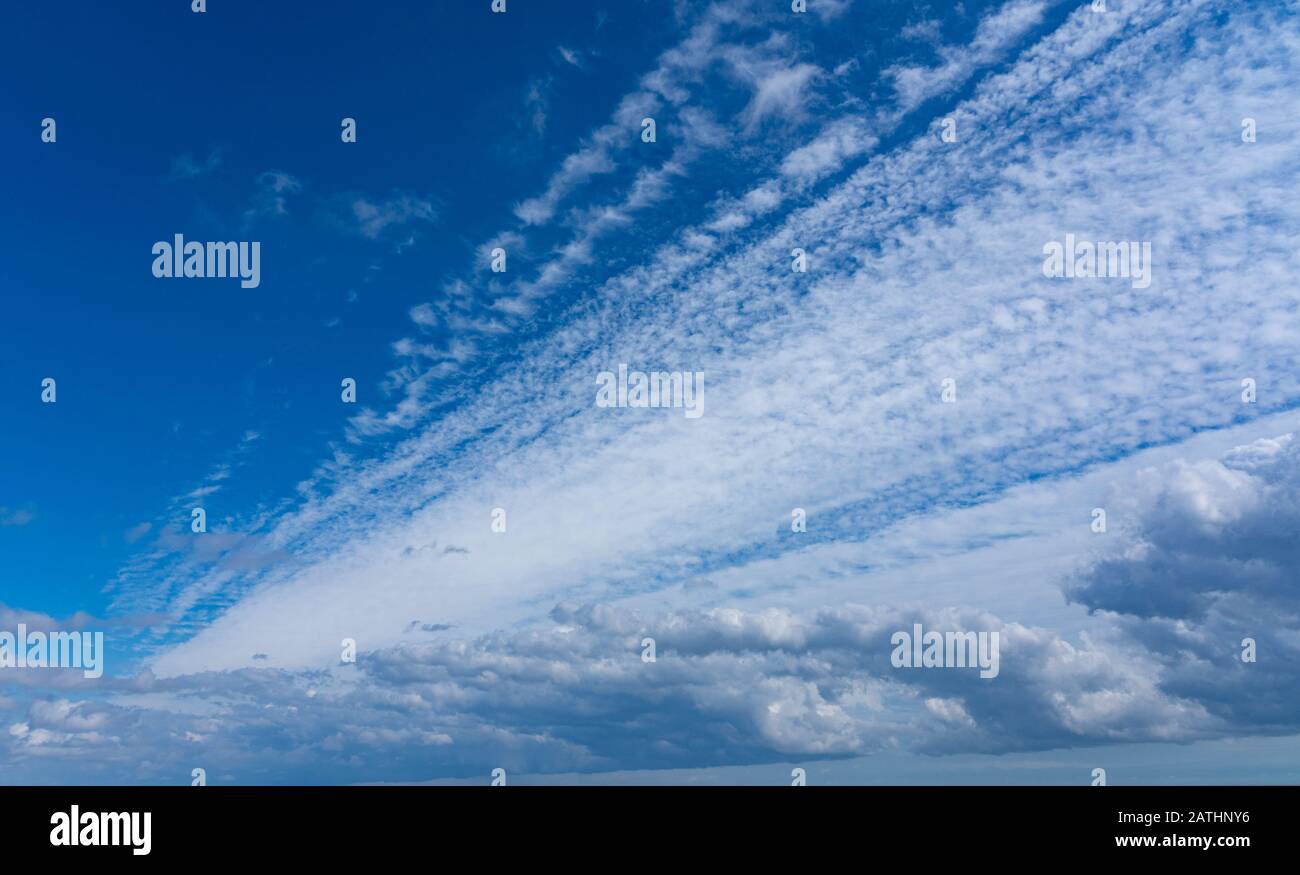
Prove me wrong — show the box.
[524,77,552,136]
[556,46,585,70]
[245,170,302,220]
[725,44,823,130]
[166,147,222,181]
[899,18,943,43]
[124,522,152,544]
[811,0,854,22]
[0,508,34,527]
[349,193,437,239]
[409,303,438,329]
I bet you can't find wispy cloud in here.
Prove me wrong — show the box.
[166,147,223,181]
[347,193,437,240]
[244,169,302,221]
[0,508,34,527]
[124,0,1293,664]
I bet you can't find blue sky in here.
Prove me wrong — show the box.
[3,0,1300,784]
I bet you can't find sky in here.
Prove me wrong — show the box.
[2,0,1300,785]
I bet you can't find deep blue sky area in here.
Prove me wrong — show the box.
[0,1,683,614]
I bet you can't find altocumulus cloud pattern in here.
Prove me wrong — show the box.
[2,0,1300,785]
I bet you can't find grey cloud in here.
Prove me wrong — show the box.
[1068,432,1300,732]
[0,597,1221,782]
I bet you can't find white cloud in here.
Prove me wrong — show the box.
[885,0,1048,112]
[132,0,1300,681]
[33,0,1294,784]
[244,170,302,221]
[350,193,437,239]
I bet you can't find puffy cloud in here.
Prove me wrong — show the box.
[0,592,1232,782]
[8,416,1300,782]
[1070,436,1300,621]
[1068,432,1300,732]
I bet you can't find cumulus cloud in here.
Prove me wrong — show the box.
[0,588,1240,782]
[1068,431,1300,732]
[14,435,1298,782]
